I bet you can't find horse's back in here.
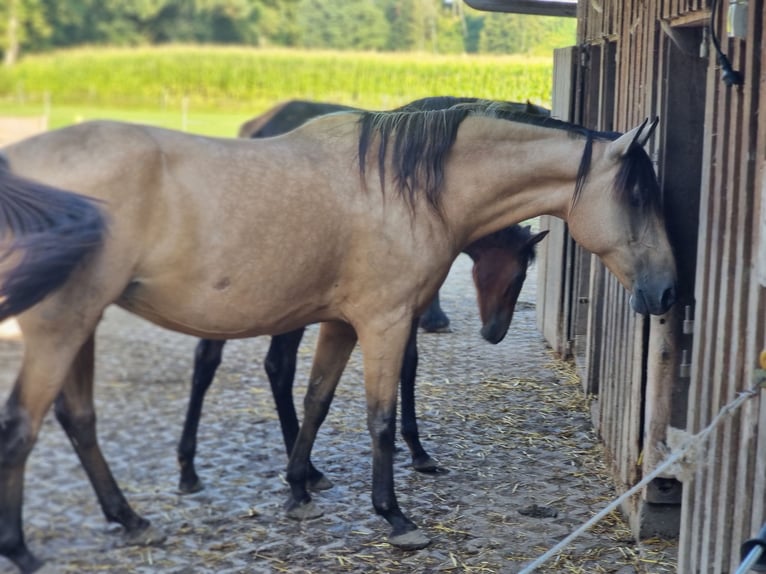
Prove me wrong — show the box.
[240,100,358,139]
[2,119,372,337]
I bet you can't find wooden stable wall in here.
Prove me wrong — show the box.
[538,0,766,569]
[677,4,766,572]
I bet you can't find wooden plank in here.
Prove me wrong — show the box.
[629,312,643,488]
[712,60,746,568]
[677,35,720,574]
[643,24,707,506]
[537,47,578,356]
[697,37,733,570]
[759,172,766,288]
[722,22,761,570]
[737,21,765,558]
[584,255,605,395]
[603,278,619,461]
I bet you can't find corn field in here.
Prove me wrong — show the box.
[0,45,554,113]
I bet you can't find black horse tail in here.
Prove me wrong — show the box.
[0,156,108,321]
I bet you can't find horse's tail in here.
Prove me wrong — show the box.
[0,156,108,321]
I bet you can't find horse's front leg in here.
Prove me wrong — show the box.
[284,321,356,520]
[399,318,439,472]
[264,328,331,491]
[54,335,164,546]
[177,338,227,493]
[360,319,431,550]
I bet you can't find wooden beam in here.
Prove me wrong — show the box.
[463,0,577,17]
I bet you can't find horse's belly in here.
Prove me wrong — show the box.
[115,277,334,339]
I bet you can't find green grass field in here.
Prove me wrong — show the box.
[0,45,553,137]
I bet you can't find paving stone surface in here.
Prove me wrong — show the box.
[0,256,677,573]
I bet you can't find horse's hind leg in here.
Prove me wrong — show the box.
[0,392,44,574]
[177,338,227,493]
[0,325,99,572]
[54,335,164,546]
[399,319,439,473]
[265,328,331,491]
[284,322,356,520]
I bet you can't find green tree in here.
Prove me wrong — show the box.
[383,0,421,51]
[434,0,467,53]
[298,0,388,51]
[480,13,575,55]
[1,0,50,65]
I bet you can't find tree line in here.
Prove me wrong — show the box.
[1,0,576,65]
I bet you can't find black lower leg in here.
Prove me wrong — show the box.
[54,397,149,534]
[266,330,328,489]
[418,292,450,332]
[0,405,42,574]
[284,383,335,514]
[399,319,437,471]
[369,407,425,545]
[178,339,226,493]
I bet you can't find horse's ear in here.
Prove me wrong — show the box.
[528,229,549,247]
[636,116,660,147]
[606,118,651,160]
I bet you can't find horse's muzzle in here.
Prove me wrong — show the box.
[480,315,511,344]
[630,283,676,316]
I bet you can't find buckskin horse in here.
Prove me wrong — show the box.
[237,96,551,332]
[0,105,676,572]
[178,224,547,492]
[177,98,549,494]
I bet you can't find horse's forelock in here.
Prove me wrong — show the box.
[614,145,661,211]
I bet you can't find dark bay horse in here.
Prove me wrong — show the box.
[178,98,550,494]
[0,106,676,571]
[178,224,547,493]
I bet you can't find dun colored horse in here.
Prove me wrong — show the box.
[178,99,549,493]
[237,96,551,331]
[0,105,676,571]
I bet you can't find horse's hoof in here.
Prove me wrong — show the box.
[412,456,445,474]
[419,314,450,333]
[124,523,166,546]
[30,561,58,574]
[285,498,324,520]
[178,478,205,494]
[388,528,431,550]
[14,551,43,574]
[307,474,334,491]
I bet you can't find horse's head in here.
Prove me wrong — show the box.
[567,119,677,315]
[465,226,548,344]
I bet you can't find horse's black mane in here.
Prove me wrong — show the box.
[356,104,657,214]
[358,108,471,212]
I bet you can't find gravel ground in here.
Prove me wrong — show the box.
[0,255,677,573]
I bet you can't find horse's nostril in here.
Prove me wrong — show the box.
[661,285,676,310]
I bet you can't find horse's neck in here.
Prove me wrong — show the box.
[444,125,587,246]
